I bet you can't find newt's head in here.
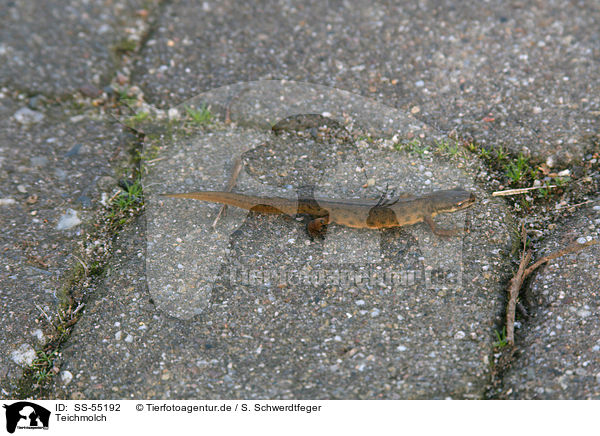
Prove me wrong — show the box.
[429,188,476,214]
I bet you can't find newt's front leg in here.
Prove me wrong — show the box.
[307,216,329,240]
[423,215,462,237]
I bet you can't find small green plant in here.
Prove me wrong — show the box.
[395,138,430,156]
[447,140,460,157]
[536,176,570,199]
[138,144,161,162]
[114,38,137,54]
[464,140,478,153]
[478,146,491,159]
[505,153,532,184]
[505,163,521,183]
[494,326,508,348]
[357,135,375,143]
[114,179,143,211]
[553,175,570,187]
[185,104,213,125]
[435,138,460,157]
[495,146,509,162]
[127,111,149,126]
[116,86,137,107]
[537,186,550,198]
[32,350,57,384]
[89,260,103,276]
[34,367,52,384]
[519,197,531,210]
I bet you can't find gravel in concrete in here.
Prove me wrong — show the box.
[134,0,600,164]
[0,0,157,95]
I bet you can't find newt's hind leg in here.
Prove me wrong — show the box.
[306,216,329,240]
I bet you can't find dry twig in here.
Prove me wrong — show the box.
[492,185,557,197]
[553,199,598,211]
[35,304,54,327]
[505,223,598,345]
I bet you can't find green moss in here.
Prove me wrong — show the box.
[434,138,461,157]
[185,104,213,125]
[113,38,137,54]
[126,111,149,127]
[394,138,431,156]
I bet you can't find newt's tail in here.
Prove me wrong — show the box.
[161,191,299,216]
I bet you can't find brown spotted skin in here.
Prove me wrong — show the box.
[161,188,476,236]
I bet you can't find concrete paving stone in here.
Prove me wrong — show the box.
[134,0,599,164]
[51,93,514,398]
[500,198,600,399]
[0,0,158,95]
[0,100,129,396]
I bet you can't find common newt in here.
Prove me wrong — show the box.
[161,188,476,237]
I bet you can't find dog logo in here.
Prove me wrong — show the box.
[3,402,50,433]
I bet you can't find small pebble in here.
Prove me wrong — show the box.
[168,108,180,120]
[11,343,36,366]
[31,329,44,341]
[60,370,73,385]
[80,84,102,98]
[56,209,81,230]
[14,107,44,124]
[0,198,16,206]
[28,95,45,110]
[116,72,128,85]
[453,331,466,340]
